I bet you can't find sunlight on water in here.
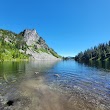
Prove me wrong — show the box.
[46,60,110,110]
[0,60,110,110]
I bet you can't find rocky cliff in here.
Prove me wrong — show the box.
[0,29,61,61]
[20,29,49,50]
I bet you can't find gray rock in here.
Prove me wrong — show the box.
[54,74,60,77]
[23,29,40,46]
[35,72,39,75]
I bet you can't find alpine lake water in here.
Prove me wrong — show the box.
[0,60,110,110]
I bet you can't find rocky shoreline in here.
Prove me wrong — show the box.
[0,73,108,110]
[0,75,66,110]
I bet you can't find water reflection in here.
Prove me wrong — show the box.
[46,60,110,110]
[0,61,27,82]
[0,60,110,110]
[25,60,60,73]
[0,60,59,82]
[81,61,110,71]
[0,60,62,110]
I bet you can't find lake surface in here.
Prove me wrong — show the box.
[0,60,110,110]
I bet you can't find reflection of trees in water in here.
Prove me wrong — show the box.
[25,60,60,74]
[80,60,110,70]
[0,60,60,81]
[0,61,27,81]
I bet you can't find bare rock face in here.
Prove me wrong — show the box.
[22,29,40,46]
[20,29,49,50]
[38,37,49,50]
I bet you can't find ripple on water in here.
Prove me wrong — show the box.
[45,61,110,110]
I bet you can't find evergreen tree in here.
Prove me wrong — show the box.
[75,41,110,62]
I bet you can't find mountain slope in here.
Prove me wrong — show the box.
[0,29,61,61]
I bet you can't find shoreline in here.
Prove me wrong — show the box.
[0,57,62,62]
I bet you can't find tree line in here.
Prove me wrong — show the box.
[75,41,110,62]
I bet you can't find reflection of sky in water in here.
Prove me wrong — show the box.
[46,60,110,107]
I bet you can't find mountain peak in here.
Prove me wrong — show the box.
[24,29,37,34]
[21,29,39,46]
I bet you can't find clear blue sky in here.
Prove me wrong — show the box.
[0,0,110,56]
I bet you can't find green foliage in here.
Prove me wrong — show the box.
[34,47,62,58]
[49,48,62,58]
[39,48,49,53]
[75,41,110,62]
[0,29,29,61]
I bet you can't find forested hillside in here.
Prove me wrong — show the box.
[0,29,29,61]
[75,41,110,62]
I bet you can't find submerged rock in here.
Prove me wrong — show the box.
[54,74,60,78]
[35,72,39,75]
[7,100,14,106]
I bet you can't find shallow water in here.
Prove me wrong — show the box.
[0,60,110,110]
[45,60,110,110]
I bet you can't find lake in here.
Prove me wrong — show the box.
[0,60,110,110]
